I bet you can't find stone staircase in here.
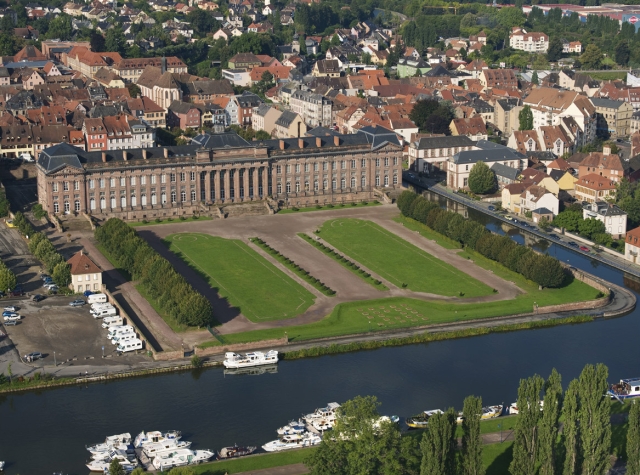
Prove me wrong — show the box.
[58,215,93,232]
[221,201,271,218]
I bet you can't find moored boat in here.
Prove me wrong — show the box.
[608,378,640,400]
[223,365,278,376]
[481,404,503,420]
[277,420,306,435]
[217,445,257,459]
[509,400,543,415]
[0,461,4,471]
[133,430,181,448]
[152,449,215,470]
[303,402,340,423]
[142,439,192,458]
[262,433,322,452]
[406,409,443,429]
[223,350,278,369]
[87,455,136,472]
[87,433,132,455]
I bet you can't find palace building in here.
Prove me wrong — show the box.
[36,126,403,220]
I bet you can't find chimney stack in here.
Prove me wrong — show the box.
[122,150,128,161]
[298,138,305,149]
[334,135,340,146]
[279,139,285,150]
[161,55,167,74]
[164,148,169,158]
[101,152,107,163]
[142,149,148,160]
[316,137,322,147]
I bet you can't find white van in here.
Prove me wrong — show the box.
[87,293,107,304]
[108,325,134,339]
[91,307,117,319]
[101,316,123,328]
[112,332,137,345]
[91,302,113,311]
[117,338,143,353]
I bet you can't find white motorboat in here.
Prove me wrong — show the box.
[0,461,4,471]
[152,449,215,470]
[303,402,340,423]
[87,455,136,472]
[406,409,444,429]
[509,400,543,415]
[87,433,132,454]
[481,405,503,420]
[91,445,135,460]
[608,378,640,400]
[311,417,335,431]
[262,433,322,452]
[223,350,279,368]
[133,430,181,448]
[142,439,192,458]
[277,420,306,435]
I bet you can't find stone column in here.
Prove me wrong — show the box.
[213,170,221,202]
[252,166,259,200]
[223,168,230,202]
[233,167,240,202]
[204,170,211,203]
[243,167,250,201]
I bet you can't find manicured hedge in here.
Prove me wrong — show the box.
[95,218,213,327]
[397,191,565,288]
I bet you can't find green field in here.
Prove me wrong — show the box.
[130,216,212,227]
[278,201,381,214]
[165,233,315,322]
[192,448,313,475]
[317,218,493,297]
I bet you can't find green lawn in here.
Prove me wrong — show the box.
[317,218,492,297]
[192,448,313,475]
[394,215,462,250]
[130,216,212,227]
[278,201,380,214]
[165,233,315,322]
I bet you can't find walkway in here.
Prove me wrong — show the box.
[234,463,309,475]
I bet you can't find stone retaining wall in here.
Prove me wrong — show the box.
[153,350,184,361]
[102,286,156,355]
[195,336,288,357]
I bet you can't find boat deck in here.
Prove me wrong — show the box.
[134,448,154,471]
[305,424,322,435]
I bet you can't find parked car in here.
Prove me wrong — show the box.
[47,286,58,294]
[32,294,45,302]
[24,352,42,362]
[505,216,513,221]
[3,306,16,312]
[3,314,21,322]
[579,246,590,252]
[83,290,93,297]
[40,274,50,281]
[9,290,23,297]
[2,311,17,317]
[44,283,57,290]
[488,205,495,211]
[3,320,17,326]
[512,219,519,224]
[568,241,579,248]
[548,234,558,239]
[69,299,85,307]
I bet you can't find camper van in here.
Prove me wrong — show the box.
[87,293,107,304]
[91,302,113,311]
[91,307,117,319]
[108,325,134,340]
[112,332,137,345]
[117,338,143,353]
[101,316,123,328]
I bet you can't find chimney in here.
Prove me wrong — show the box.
[80,249,83,256]
[161,55,167,74]
[603,146,611,156]
[279,139,285,150]
[101,152,107,163]
[142,149,147,160]
[164,148,169,158]
[122,150,128,161]
[334,136,340,146]
[298,138,305,149]
[316,137,322,147]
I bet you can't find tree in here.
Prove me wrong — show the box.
[460,395,484,475]
[468,162,496,195]
[127,83,141,98]
[52,262,71,287]
[255,130,271,140]
[109,459,125,475]
[0,267,16,292]
[409,99,454,134]
[627,401,640,475]
[580,44,604,69]
[420,408,457,475]
[510,374,544,475]
[531,70,539,85]
[46,14,73,40]
[552,210,582,232]
[90,31,106,53]
[579,363,611,475]
[578,217,606,239]
[167,468,196,475]
[538,369,563,475]
[105,27,127,56]
[562,379,580,475]
[496,7,526,28]
[187,9,218,36]
[538,216,551,231]
[0,32,18,57]
[519,105,534,131]
[397,190,419,217]
[547,37,564,62]
[615,42,630,66]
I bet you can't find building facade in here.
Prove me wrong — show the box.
[36,127,403,219]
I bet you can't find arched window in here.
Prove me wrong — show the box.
[100,197,106,209]
[90,198,95,210]
[161,192,167,204]
[384,175,389,186]
[53,202,59,213]
[332,178,337,190]
[191,189,196,201]
[171,191,176,203]
[286,182,291,193]
[74,200,80,212]
[151,193,156,205]
[375,176,380,186]
[141,194,147,206]
[341,177,346,189]
[295,182,300,192]
[350,176,356,188]
[361,176,366,188]
[181,190,186,202]
[305,181,309,191]
[314,180,318,191]
[323,179,328,190]
[393,174,398,185]
[64,201,70,212]
[120,196,126,208]
[277,183,282,194]
[131,194,137,207]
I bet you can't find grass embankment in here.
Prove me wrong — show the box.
[298,233,389,291]
[0,374,75,393]
[165,233,315,322]
[588,71,627,81]
[278,201,380,214]
[395,215,462,250]
[191,448,313,475]
[251,238,336,297]
[130,216,212,227]
[317,218,493,297]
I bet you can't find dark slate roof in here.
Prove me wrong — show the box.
[306,126,338,137]
[532,207,553,215]
[591,97,627,110]
[356,126,402,148]
[415,135,474,150]
[275,110,298,127]
[527,150,556,161]
[452,141,525,165]
[37,142,83,173]
[548,169,566,181]
[583,201,627,217]
[191,132,251,148]
[424,64,452,77]
[491,162,519,180]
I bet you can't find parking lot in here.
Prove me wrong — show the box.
[2,296,149,368]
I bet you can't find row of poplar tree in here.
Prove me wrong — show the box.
[306,363,639,475]
[95,218,213,327]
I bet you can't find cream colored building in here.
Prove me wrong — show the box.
[67,250,102,293]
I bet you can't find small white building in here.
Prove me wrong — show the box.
[222,69,251,87]
[625,227,640,264]
[582,201,628,239]
[67,250,102,293]
[520,185,559,216]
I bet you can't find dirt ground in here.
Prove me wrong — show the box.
[2,296,149,368]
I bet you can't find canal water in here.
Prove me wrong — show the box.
[1,194,639,474]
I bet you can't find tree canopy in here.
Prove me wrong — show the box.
[468,162,496,195]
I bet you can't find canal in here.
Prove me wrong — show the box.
[1,194,639,474]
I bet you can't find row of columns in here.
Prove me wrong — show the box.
[202,165,269,203]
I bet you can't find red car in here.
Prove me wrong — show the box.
[579,246,590,252]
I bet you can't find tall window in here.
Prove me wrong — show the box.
[64,201,70,212]
[151,193,156,205]
[314,180,318,191]
[53,183,58,192]
[90,198,95,210]
[332,178,337,190]
[351,160,356,168]
[341,177,346,189]
[130,176,136,186]
[131,194,137,207]
[63,181,69,191]
[99,179,105,188]
[120,195,126,207]
[171,191,176,203]
[141,193,147,206]
[351,176,356,188]
[161,192,166,204]
[375,175,380,186]
[277,183,282,194]
[393,174,398,185]
[304,163,309,172]
[361,176,366,188]
[384,158,389,167]
[74,181,79,191]
[190,172,195,181]
[110,196,116,208]
[341,160,346,169]
[286,182,291,193]
[295,182,300,192]
[276,165,282,174]
[375,159,380,167]
[53,202,59,213]
[314,163,319,172]
[141,176,146,185]
[120,177,125,187]
[170,173,176,183]
[295,164,300,173]
[332,162,337,170]
[110,178,115,187]
[191,189,196,201]
[361,159,366,168]
[74,200,80,212]
[323,162,328,171]
[384,175,389,186]
[180,172,186,182]
[151,175,157,184]
[181,190,186,202]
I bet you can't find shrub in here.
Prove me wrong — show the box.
[193,215,200,220]
[292,207,299,211]
[327,204,334,208]
[167,217,173,221]
[362,201,368,205]
[316,205,322,209]
[155,218,162,223]
[191,355,203,368]
[141,219,148,224]
[179,216,186,221]
[351,202,357,206]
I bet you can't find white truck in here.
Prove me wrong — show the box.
[117,338,143,353]
[101,316,123,328]
[87,293,107,304]
[91,307,117,319]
